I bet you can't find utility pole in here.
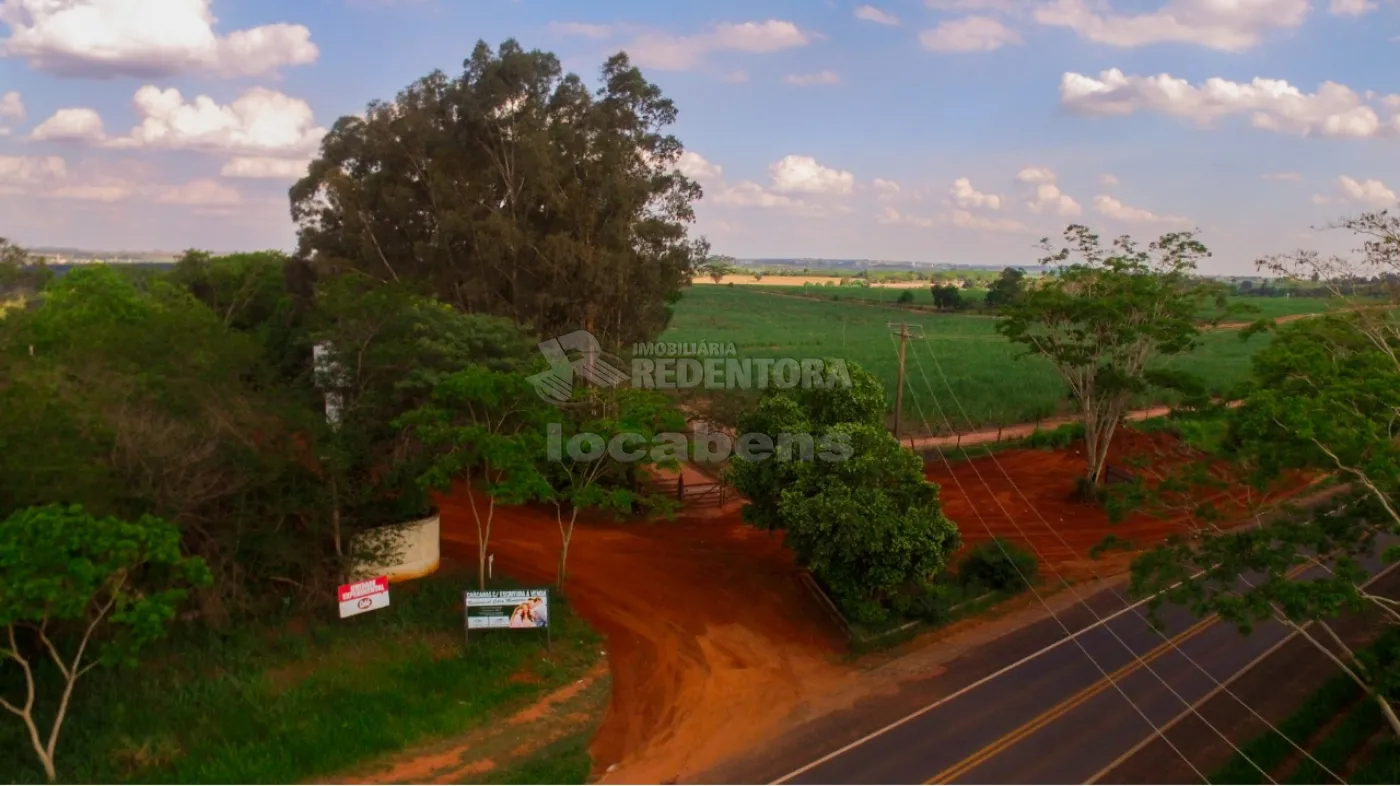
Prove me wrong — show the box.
[887,322,922,439]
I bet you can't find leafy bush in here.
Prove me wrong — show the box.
[957,538,1038,593]
[896,290,914,304]
[1025,422,1084,450]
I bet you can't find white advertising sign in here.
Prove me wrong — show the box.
[338,576,390,619]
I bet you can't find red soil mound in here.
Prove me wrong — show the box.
[926,427,1315,579]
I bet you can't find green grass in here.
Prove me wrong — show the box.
[1211,672,1362,784]
[0,570,602,784]
[663,286,1284,432]
[1211,629,1400,785]
[1284,699,1381,783]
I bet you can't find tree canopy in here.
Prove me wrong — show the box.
[291,39,707,349]
[998,225,1223,490]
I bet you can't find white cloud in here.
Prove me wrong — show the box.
[677,150,723,182]
[1015,166,1057,184]
[713,181,797,208]
[0,154,65,191]
[1029,183,1082,215]
[30,107,105,141]
[1092,195,1188,223]
[1034,0,1308,52]
[1262,171,1303,181]
[920,16,1022,51]
[1015,166,1082,215]
[0,90,22,134]
[949,177,1003,209]
[545,21,613,38]
[879,206,936,228]
[0,0,318,78]
[1099,173,1120,186]
[0,153,247,210]
[615,20,812,70]
[721,70,750,83]
[925,0,1021,9]
[151,178,241,206]
[769,155,855,195]
[103,85,327,156]
[784,70,840,86]
[951,209,1027,232]
[873,177,901,196]
[1060,69,1400,139]
[1330,0,1376,15]
[854,5,901,25]
[219,156,309,179]
[1315,175,1398,208]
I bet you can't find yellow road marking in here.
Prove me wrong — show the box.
[926,563,1312,785]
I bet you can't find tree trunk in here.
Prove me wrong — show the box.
[330,475,342,559]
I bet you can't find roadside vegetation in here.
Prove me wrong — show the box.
[0,569,601,783]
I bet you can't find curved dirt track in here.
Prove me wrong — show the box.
[436,497,857,784]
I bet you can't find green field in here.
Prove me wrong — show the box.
[734,283,1344,322]
[745,283,989,307]
[662,287,1307,432]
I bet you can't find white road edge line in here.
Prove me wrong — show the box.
[769,574,1185,784]
[1082,557,1400,786]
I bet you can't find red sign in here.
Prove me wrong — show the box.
[337,576,390,618]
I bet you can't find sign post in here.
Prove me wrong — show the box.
[464,589,551,650]
[338,576,390,619]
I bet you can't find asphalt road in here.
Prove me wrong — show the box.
[765,548,1396,785]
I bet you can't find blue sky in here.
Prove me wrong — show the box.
[1,0,1396,273]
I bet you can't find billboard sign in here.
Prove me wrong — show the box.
[338,576,390,619]
[465,589,550,630]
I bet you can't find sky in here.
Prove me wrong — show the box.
[0,0,1397,274]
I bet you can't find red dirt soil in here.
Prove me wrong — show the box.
[926,427,1316,579]
[435,428,1315,782]
[436,496,858,784]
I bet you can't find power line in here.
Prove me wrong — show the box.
[907,335,1340,783]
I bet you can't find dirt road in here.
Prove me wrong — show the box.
[428,426,1311,782]
[436,498,858,784]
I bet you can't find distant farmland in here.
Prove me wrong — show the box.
[661,286,1316,433]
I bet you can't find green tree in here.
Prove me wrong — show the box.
[543,388,685,588]
[291,40,707,349]
[998,225,1221,491]
[1127,213,1400,738]
[0,505,210,782]
[730,359,884,532]
[983,267,1026,309]
[729,361,956,622]
[699,255,737,284]
[310,274,540,558]
[930,284,964,310]
[779,423,960,625]
[403,367,552,590]
[0,238,52,310]
[0,266,324,614]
